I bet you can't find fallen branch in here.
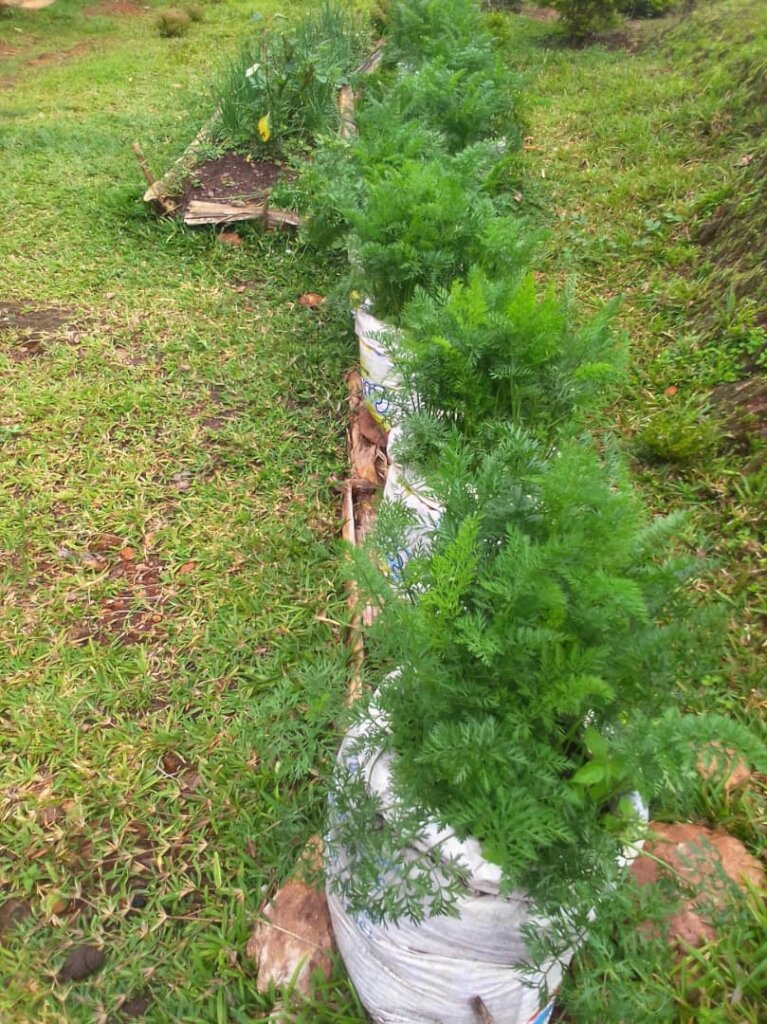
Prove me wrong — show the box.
[142,113,218,213]
[356,44,384,75]
[183,199,303,230]
[337,84,357,140]
[131,142,175,216]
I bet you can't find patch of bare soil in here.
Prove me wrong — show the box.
[27,42,91,67]
[0,301,85,360]
[68,539,169,646]
[0,898,31,936]
[200,408,241,430]
[711,377,767,446]
[694,150,767,338]
[181,152,292,210]
[84,1,144,15]
[119,993,153,1019]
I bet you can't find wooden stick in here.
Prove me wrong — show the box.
[131,142,156,189]
[342,479,364,707]
[338,84,357,140]
[131,142,176,216]
[183,199,303,230]
[356,45,384,75]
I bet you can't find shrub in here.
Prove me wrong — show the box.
[156,7,191,38]
[348,149,533,320]
[367,55,522,154]
[637,404,719,463]
[394,267,624,449]
[484,10,516,49]
[551,0,619,39]
[386,0,489,68]
[331,432,760,922]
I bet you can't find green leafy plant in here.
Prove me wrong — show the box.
[347,148,531,320]
[376,1,524,151]
[275,0,524,254]
[211,1,371,155]
[331,432,764,925]
[393,267,625,449]
[386,0,492,69]
[363,54,522,154]
[637,402,720,464]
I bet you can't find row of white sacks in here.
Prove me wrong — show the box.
[355,305,445,579]
[326,308,562,1024]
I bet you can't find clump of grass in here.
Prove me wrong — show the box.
[211,0,371,156]
[156,7,191,37]
[186,3,204,22]
[637,404,720,464]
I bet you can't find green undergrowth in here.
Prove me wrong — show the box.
[0,2,362,1021]
[493,2,766,1020]
[502,0,767,717]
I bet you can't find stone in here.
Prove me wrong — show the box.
[630,822,765,949]
[246,879,335,998]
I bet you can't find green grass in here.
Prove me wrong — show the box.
[501,0,767,718]
[0,2,363,1020]
[496,2,766,1020]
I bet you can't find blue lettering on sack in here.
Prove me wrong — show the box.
[361,378,391,418]
[526,1000,555,1024]
[386,546,412,583]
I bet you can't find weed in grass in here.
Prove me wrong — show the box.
[636,402,720,465]
[156,7,192,37]
[211,0,371,157]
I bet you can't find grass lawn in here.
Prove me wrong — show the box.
[0,1,359,1020]
[503,0,767,720]
[501,3,767,1019]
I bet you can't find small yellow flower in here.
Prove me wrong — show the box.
[257,113,272,143]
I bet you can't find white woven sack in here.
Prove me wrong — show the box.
[382,427,444,579]
[355,305,402,428]
[327,715,564,1024]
